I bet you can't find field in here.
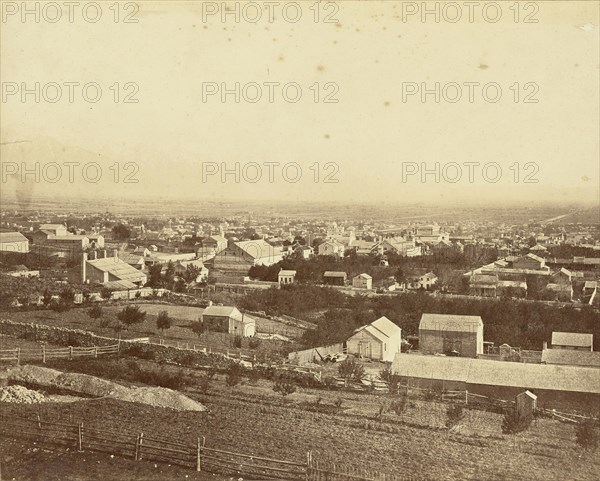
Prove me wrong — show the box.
[3,304,302,359]
[2,352,599,481]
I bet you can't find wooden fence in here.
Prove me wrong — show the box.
[0,413,405,481]
[0,344,119,365]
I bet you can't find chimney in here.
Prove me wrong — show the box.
[208,300,213,307]
[113,248,118,259]
[543,341,547,350]
[81,253,88,283]
[101,249,107,259]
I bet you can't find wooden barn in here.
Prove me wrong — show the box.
[419,313,483,358]
[346,316,401,362]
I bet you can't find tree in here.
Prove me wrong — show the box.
[394,267,406,286]
[183,264,201,283]
[501,408,533,434]
[576,421,599,450]
[100,286,113,300]
[42,289,53,306]
[59,288,75,305]
[156,310,172,337]
[446,404,464,429]
[112,223,131,241]
[147,264,163,288]
[117,305,146,328]
[272,373,297,400]
[87,304,103,320]
[191,319,205,338]
[338,357,365,387]
[164,261,175,288]
[225,363,243,387]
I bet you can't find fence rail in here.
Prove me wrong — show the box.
[0,344,119,364]
[0,413,403,481]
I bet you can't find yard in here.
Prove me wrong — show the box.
[1,353,598,481]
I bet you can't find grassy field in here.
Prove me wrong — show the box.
[0,335,62,351]
[2,355,598,481]
[3,304,301,359]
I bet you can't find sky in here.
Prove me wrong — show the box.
[1,0,599,208]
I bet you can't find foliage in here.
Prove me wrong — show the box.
[338,357,365,386]
[156,310,172,335]
[225,362,243,387]
[100,287,113,300]
[501,409,533,434]
[112,223,131,241]
[117,305,147,327]
[446,404,465,428]
[87,304,103,320]
[232,335,242,348]
[389,396,407,416]
[190,320,205,337]
[379,367,402,394]
[576,421,599,450]
[197,368,217,394]
[272,373,297,398]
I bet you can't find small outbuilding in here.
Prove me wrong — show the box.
[201,306,256,337]
[352,273,373,290]
[278,269,296,285]
[323,271,347,286]
[346,316,402,362]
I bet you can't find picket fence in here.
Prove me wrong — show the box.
[0,343,119,364]
[0,413,406,481]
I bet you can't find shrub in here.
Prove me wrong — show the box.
[334,397,344,412]
[100,287,113,300]
[248,338,261,349]
[124,344,156,361]
[49,300,70,312]
[446,404,464,428]
[232,335,242,349]
[226,362,243,387]
[338,357,365,387]
[87,304,103,320]
[501,409,533,434]
[576,421,599,450]
[156,310,172,336]
[390,396,407,416]
[118,305,146,327]
[273,373,297,399]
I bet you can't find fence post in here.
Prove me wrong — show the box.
[16,348,20,365]
[135,433,144,460]
[94,346,98,358]
[196,436,205,472]
[465,390,468,405]
[78,423,83,452]
[69,346,73,360]
[42,345,46,363]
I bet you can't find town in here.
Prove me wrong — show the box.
[0,201,599,481]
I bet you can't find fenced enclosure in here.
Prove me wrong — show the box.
[0,413,406,481]
[0,343,119,364]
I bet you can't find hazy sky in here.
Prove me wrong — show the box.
[1,1,599,207]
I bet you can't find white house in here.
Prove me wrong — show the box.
[0,232,29,253]
[352,273,373,290]
[278,269,296,285]
[346,316,402,362]
[318,240,345,258]
[201,305,256,337]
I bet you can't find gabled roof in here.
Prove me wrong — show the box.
[525,253,545,263]
[542,349,600,368]
[0,232,28,244]
[393,354,600,394]
[279,270,297,276]
[354,273,372,279]
[352,316,401,343]
[235,239,281,260]
[419,313,483,332]
[552,332,593,348]
[87,257,147,283]
[39,223,65,230]
[202,305,254,324]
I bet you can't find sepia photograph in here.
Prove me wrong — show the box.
[0,1,599,480]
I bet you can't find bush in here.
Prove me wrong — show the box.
[124,344,156,361]
[88,304,103,320]
[272,373,297,399]
[390,396,407,416]
[338,357,365,387]
[248,338,261,349]
[576,421,599,450]
[49,300,71,312]
[118,305,146,327]
[501,409,533,434]
[446,404,464,428]
[226,362,243,387]
[156,310,172,336]
[232,335,242,349]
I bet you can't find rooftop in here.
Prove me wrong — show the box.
[419,313,483,332]
[551,332,593,348]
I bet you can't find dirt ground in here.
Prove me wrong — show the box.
[1,355,598,481]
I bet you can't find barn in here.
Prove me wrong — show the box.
[201,306,256,337]
[346,316,401,362]
[0,232,29,253]
[392,353,600,412]
[419,313,483,358]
